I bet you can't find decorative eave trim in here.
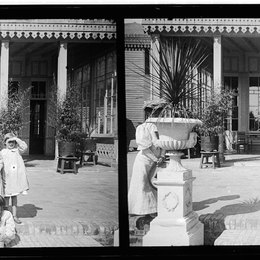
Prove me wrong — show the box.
[0,19,116,40]
[125,34,151,50]
[142,18,260,35]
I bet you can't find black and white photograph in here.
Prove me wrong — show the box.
[0,17,119,249]
[4,1,260,258]
[125,17,260,247]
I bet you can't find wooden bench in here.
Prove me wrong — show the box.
[200,151,220,169]
[80,151,97,166]
[57,156,78,174]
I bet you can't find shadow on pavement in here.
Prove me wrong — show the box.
[18,204,43,218]
[198,196,260,245]
[193,195,240,211]
[24,155,55,162]
[24,163,38,168]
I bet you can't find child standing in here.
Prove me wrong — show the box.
[0,195,16,247]
[0,133,29,224]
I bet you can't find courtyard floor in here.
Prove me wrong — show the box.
[127,151,260,246]
[127,151,260,217]
[6,155,118,250]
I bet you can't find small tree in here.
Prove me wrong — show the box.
[56,83,82,143]
[0,82,30,146]
[194,89,235,161]
[196,89,235,137]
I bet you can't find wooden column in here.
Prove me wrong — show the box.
[213,36,222,94]
[0,41,9,111]
[213,36,225,162]
[150,34,160,100]
[55,42,67,160]
[57,42,68,103]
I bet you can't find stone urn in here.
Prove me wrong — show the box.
[143,117,204,246]
[146,117,201,173]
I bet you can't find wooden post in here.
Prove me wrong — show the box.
[0,41,9,112]
[57,42,67,103]
[110,73,114,134]
[213,36,222,95]
[56,42,67,159]
[150,34,160,100]
[213,36,225,161]
[104,87,108,134]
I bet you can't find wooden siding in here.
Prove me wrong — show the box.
[125,49,149,128]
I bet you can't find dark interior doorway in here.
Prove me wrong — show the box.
[29,100,46,155]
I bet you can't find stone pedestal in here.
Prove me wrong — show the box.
[143,152,204,246]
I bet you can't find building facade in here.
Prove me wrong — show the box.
[125,19,260,153]
[0,19,117,158]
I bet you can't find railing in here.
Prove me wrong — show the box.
[95,140,118,167]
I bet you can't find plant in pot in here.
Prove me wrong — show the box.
[77,123,98,164]
[137,36,210,143]
[130,36,211,187]
[56,84,82,157]
[0,81,30,150]
[195,89,235,160]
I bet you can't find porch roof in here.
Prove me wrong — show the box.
[142,19,260,35]
[0,19,116,40]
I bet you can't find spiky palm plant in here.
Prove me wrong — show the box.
[134,36,210,117]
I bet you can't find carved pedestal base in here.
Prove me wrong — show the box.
[143,211,204,246]
[143,152,204,246]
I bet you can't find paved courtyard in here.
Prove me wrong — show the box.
[7,156,118,248]
[5,151,260,248]
[127,151,260,246]
[127,151,260,217]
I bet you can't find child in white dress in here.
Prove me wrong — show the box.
[0,133,29,224]
[0,195,16,247]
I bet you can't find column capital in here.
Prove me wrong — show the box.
[59,41,67,49]
[151,34,160,43]
[1,40,9,48]
[213,36,222,44]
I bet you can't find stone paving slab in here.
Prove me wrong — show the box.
[127,152,260,246]
[11,234,103,247]
[3,156,119,247]
[214,230,260,245]
[19,158,118,224]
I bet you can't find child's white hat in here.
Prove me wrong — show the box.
[3,133,16,143]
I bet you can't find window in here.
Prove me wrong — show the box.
[145,49,150,75]
[31,81,46,99]
[249,77,260,131]
[224,77,238,131]
[93,51,117,135]
[71,51,117,136]
[180,68,212,117]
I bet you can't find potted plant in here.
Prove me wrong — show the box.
[0,81,30,149]
[135,37,209,141]
[77,123,98,165]
[195,89,235,160]
[56,83,82,157]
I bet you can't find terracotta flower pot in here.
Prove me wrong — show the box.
[200,135,219,152]
[58,141,77,157]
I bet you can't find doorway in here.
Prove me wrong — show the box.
[29,100,46,155]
